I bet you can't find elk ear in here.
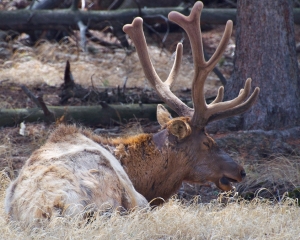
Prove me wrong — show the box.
[167,119,191,140]
[157,104,172,127]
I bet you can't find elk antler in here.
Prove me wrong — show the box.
[123,1,260,129]
[123,17,193,117]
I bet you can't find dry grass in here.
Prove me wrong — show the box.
[0,170,299,240]
[0,34,223,96]
[0,124,52,176]
[237,155,300,200]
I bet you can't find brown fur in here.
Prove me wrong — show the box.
[5,125,148,227]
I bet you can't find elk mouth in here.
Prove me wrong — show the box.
[215,176,238,191]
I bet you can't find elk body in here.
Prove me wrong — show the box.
[5,1,259,227]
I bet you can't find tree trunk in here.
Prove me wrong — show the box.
[224,0,300,130]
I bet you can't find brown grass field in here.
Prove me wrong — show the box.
[1,25,300,239]
[1,170,300,239]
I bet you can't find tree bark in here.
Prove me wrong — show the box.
[224,0,300,130]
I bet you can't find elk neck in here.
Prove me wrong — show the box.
[100,129,190,202]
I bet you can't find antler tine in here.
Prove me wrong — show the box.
[123,17,193,117]
[207,21,233,71]
[169,2,206,69]
[210,86,224,104]
[206,78,252,115]
[165,43,183,87]
[208,87,260,124]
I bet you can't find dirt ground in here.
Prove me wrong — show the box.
[1,21,300,203]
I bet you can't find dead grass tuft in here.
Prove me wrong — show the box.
[3,164,300,239]
[1,174,300,240]
[0,123,53,177]
[238,155,300,200]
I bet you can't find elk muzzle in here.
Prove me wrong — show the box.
[216,167,246,191]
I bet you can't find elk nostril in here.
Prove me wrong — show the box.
[240,170,246,179]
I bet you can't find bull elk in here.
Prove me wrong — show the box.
[5,1,259,227]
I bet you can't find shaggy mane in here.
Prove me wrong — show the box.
[48,124,152,148]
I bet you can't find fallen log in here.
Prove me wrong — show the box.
[0,104,160,127]
[0,8,236,33]
[1,8,300,33]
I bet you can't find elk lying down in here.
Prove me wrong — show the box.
[5,1,259,226]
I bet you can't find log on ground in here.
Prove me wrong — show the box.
[0,104,162,127]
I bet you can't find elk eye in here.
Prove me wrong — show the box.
[203,142,210,148]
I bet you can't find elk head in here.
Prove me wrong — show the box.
[123,1,260,192]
